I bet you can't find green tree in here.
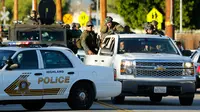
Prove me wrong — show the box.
[115,0,196,29]
[191,0,200,29]
[107,0,118,13]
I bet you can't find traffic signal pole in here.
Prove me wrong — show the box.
[165,0,174,39]
[89,4,92,21]
[56,0,62,23]
[100,0,107,29]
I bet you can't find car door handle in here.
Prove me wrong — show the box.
[68,72,74,75]
[34,73,42,76]
[95,60,98,62]
[101,60,104,62]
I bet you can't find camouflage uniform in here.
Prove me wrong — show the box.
[81,30,98,55]
[80,21,98,54]
[100,16,124,40]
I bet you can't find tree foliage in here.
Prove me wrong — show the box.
[107,0,118,13]
[115,0,199,29]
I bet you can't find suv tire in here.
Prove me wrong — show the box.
[149,96,162,102]
[21,101,45,111]
[179,94,194,106]
[111,96,125,104]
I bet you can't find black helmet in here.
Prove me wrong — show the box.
[76,23,81,28]
[72,23,76,28]
[146,24,154,30]
[151,20,158,26]
[105,16,113,23]
[86,21,93,26]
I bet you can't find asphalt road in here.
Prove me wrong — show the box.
[0,93,200,112]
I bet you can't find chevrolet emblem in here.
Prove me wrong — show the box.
[154,65,166,71]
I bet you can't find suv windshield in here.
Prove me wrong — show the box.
[0,50,16,69]
[118,38,178,54]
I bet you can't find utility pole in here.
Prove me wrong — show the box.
[14,0,18,22]
[56,0,62,23]
[1,0,5,11]
[96,0,99,32]
[32,0,37,12]
[100,0,107,28]
[89,4,92,21]
[165,0,174,39]
[180,0,182,33]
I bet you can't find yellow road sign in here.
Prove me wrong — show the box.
[147,8,163,29]
[63,14,73,24]
[78,12,89,27]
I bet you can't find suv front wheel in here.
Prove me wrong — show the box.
[179,94,194,106]
[149,95,162,102]
[21,101,46,111]
[111,96,125,104]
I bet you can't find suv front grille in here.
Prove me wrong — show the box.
[135,61,185,77]
[136,69,183,77]
[136,62,182,67]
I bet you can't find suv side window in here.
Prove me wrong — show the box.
[13,50,38,69]
[41,50,73,69]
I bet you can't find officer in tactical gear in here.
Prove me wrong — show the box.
[81,21,98,55]
[71,23,82,44]
[27,10,40,25]
[100,16,124,40]
[123,25,135,34]
[145,24,155,34]
[151,20,164,35]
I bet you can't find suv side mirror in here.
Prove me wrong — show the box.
[182,50,192,56]
[100,48,113,56]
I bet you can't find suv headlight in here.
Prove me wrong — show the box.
[184,62,193,68]
[120,60,136,75]
[184,62,194,75]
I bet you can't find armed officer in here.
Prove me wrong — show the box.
[81,21,98,55]
[100,16,124,40]
[151,20,164,35]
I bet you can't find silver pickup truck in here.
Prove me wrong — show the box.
[84,34,196,106]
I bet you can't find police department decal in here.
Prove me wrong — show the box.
[4,75,67,96]
[17,80,31,95]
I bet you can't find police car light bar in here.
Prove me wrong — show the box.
[1,41,48,48]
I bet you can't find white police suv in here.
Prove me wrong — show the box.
[0,45,121,110]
